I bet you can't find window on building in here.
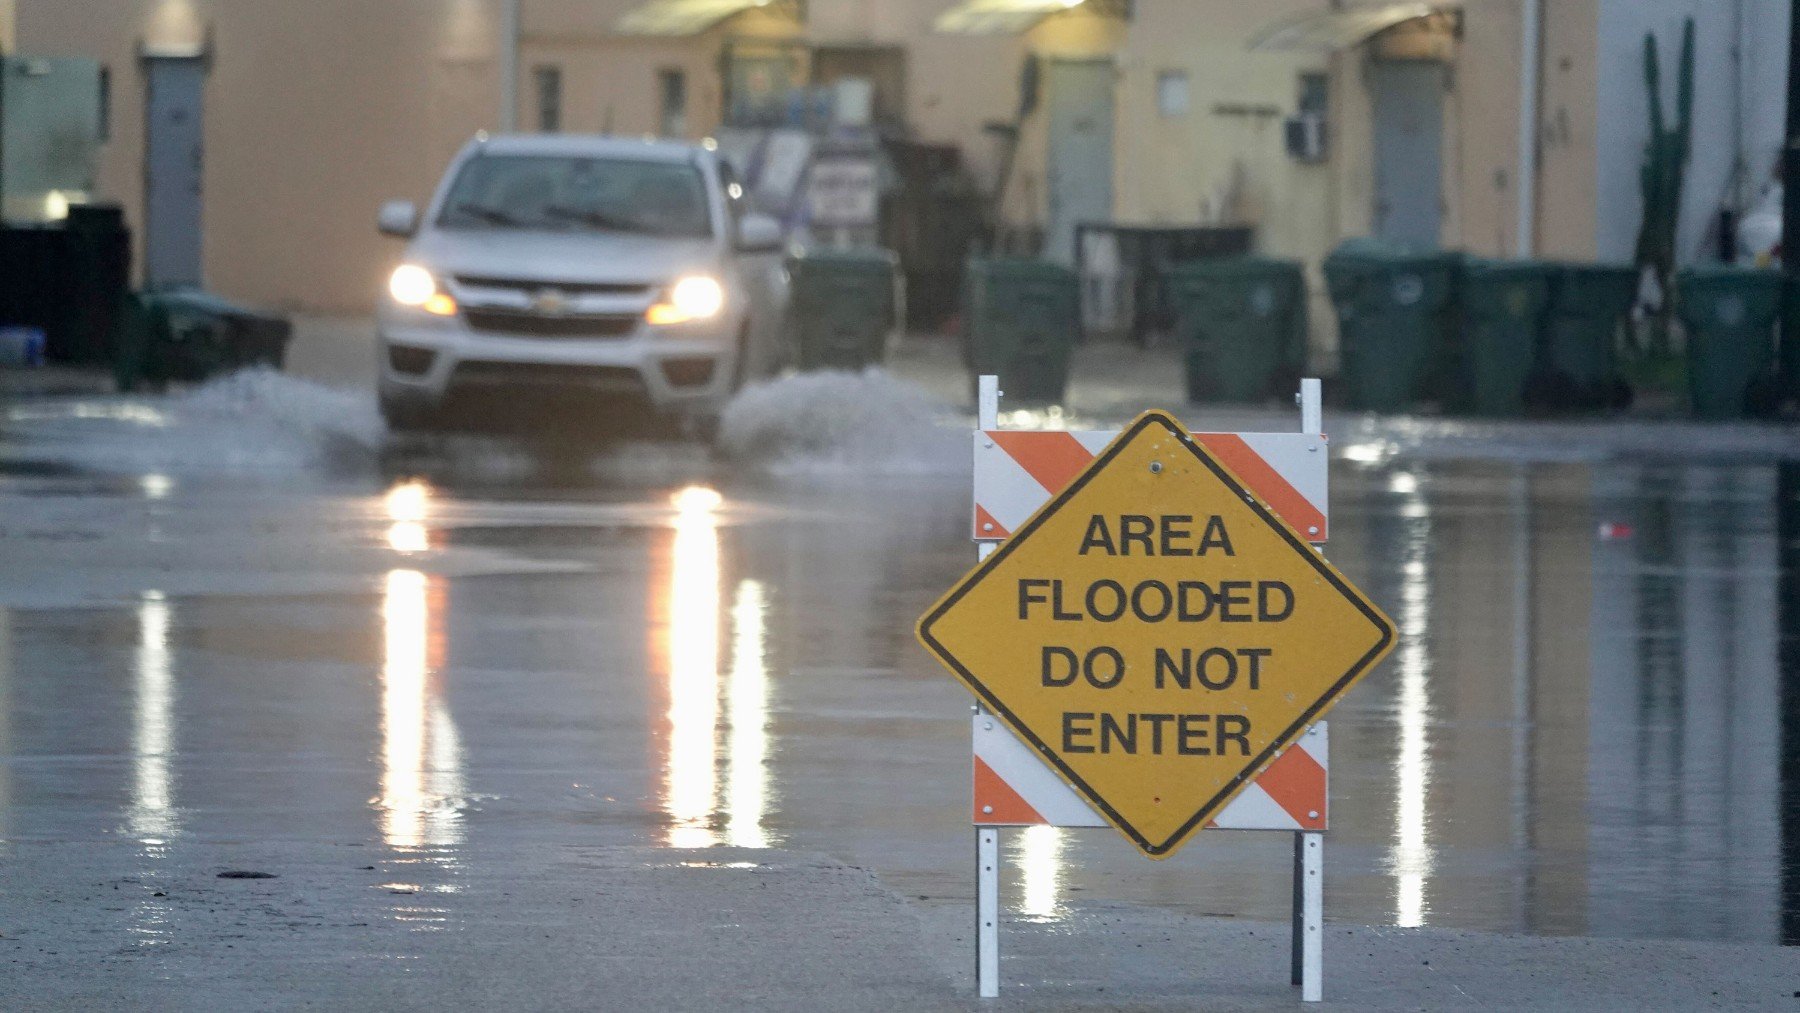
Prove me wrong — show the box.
[1298,72,1328,115]
[659,69,687,138]
[1156,70,1189,117]
[97,65,111,141]
[534,65,562,133]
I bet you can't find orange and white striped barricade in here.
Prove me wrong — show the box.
[968,375,1330,1001]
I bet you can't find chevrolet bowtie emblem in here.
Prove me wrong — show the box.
[531,289,570,315]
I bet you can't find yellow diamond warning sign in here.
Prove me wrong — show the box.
[917,411,1395,859]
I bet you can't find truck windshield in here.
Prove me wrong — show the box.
[437,154,713,238]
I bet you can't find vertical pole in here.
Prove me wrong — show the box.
[1780,464,1800,944]
[975,373,1001,998]
[977,827,1001,998]
[1516,0,1543,257]
[978,374,1000,430]
[1299,378,1322,436]
[499,0,521,133]
[1290,832,1305,985]
[1782,0,1800,387]
[1297,379,1327,1000]
[1301,832,1324,1002]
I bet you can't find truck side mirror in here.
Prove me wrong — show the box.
[736,214,782,254]
[378,200,419,238]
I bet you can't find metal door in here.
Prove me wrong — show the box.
[1370,60,1443,249]
[1045,59,1113,266]
[142,56,206,287]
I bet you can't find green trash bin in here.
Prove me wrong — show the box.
[1322,242,1458,413]
[114,287,293,392]
[1674,265,1782,420]
[964,258,1080,403]
[1540,264,1636,410]
[785,247,900,371]
[1165,257,1306,403]
[1457,259,1553,416]
[1785,278,1800,394]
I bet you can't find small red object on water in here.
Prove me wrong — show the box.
[1598,522,1634,540]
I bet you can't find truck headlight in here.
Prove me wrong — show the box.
[389,265,457,316]
[646,275,725,326]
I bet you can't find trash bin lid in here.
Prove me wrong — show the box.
[1166,255,1303,280]
[966,257,1077,282]
[787,246,899,267]
[1675,264,1785,327]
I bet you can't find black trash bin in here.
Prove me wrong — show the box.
[1674,265,1783,420]
[1165,257,1306,403]
[1457,259,1554,416]
[0,208,132,367]
[1322,241,1458,413]
[62,205,132,367]
[963,258,1080,403]
[785,248,900,371]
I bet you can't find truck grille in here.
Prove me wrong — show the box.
[463,308,639,339]
[452,361,642,389]
[454,275,652,297]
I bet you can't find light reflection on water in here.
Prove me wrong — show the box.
[378,480,466,858]
[655,486,777,849]
[726,579,774,849]
[128,591,178,948]
[1015,825,1065,921]
[663,486,723,849]
[131,591,178,842]
[1388,471,1434,928]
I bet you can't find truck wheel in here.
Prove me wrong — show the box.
[379,391,435,433]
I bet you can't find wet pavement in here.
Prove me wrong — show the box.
[2,325,1800,1007]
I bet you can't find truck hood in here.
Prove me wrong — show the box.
[407,228,721,286]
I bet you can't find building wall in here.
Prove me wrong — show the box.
[1595,0,1790,264]
[16,0,1693,318]
[17,0,505,313]
[520,2,808,138]
[0,0,15,53]
[1115,0,1327,241]
[1448,0,1599,260]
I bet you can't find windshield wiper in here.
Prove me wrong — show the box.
[452,202,524,227]
[542,205,662,234]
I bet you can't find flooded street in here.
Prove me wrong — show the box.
[2,333,1799,1006]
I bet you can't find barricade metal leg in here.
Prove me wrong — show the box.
[977,827,1000,998]
[1300,831,1323,1002]
[1291,832,1305,985]
[975,376,1001,999]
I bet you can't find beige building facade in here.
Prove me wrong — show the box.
[11,0,1761,329]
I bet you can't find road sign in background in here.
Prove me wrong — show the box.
[919,410,1394,859]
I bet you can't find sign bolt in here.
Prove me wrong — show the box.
[983,522,994,532]
[982,805,994,814]
[1149,461,1163,474]
[983,721,994,730]
[1308,526,1319,535]
[1308,811,1320,819]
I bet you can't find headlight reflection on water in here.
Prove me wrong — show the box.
[131,591,177,842]
[378,478,464,855]
[386,479,432,554]
[663,487,723,849]
[657,486,777,850]
[380,568,466,852]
